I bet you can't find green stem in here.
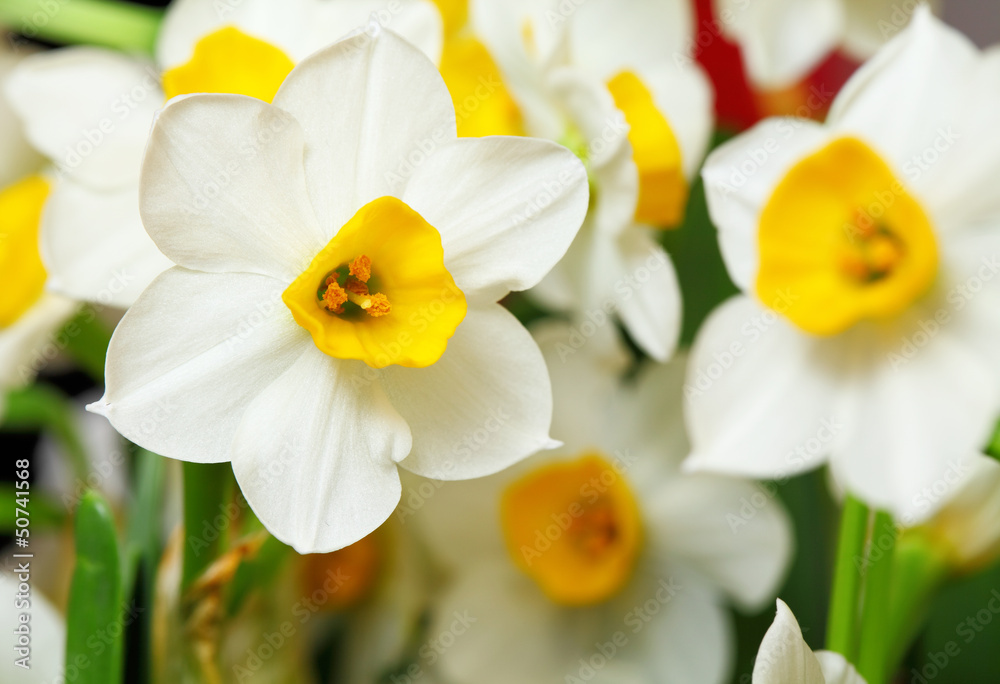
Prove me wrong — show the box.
[0,0,163,54]
[826,495,870,661]
[60,307,113,384]
[986,417,1000,461]
[181,461,234,593]
[884,533,950,676]
[857,510,898,684]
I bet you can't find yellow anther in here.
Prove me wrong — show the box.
[349,255,372,283]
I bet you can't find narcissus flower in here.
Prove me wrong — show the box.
[0,48,75,416]
[687,8,1000,522]
[752,600,865,684]
[410,322,791,684]
[715,0,939,89]
[89,26,589,553]
[453,0,713,360]
[5,0,442,308]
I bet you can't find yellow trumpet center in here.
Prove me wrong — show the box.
[0,175,50,327]
[283,197,467,369]
[756,136,939,335]
[162,26,295,102]
[501,454,643,606]
[439,35,524,138]
[606,70,687,228]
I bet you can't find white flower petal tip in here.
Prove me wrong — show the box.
[85,399,109,417]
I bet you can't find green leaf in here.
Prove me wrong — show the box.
[2,384,90,480]
[0,484,66,532]
[58,307,113,384]
[182,461,235,592]
[225,534,293,616]
[66,491,124,684]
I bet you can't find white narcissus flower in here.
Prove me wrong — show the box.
[88,26,589,554]
[687,8,1000,523]
[409,322,792,684]
[4,0,442,309]
[715,0,940,89]
[753,600,865,684]
[0,46,75,418]
[462,0,713,361]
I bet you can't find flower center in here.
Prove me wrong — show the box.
[0,175,50,328]
[756,136,939,335]
[501,454,643,606]
[162,26,295,102]
[283,197,467,369]
[606,70,687,228]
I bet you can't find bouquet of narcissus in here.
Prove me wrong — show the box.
[2,1,1000,683]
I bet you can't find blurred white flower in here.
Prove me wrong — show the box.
[715,0,940,89]
[0,45,75,418]
[0,572,65,683]
[462,0,713,361]
[687,8,1000,523]
[410,321,792,684]
[4,0,443,309]
[752,600,865,684]
[89,26,589,553]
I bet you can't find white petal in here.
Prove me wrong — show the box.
[42,178,172,307]
[308,0,443,63]
[0,573,64,684]
[752,600,826,684]
[701,118,829,291]
[921,455,1000,571]
[625,354,692,476]
[640,61,715,179]
[622,566,733,684]
[91,268,307,463]
[271,25,455,235]
[232,346,411,553]
[568,0,695,77]
[831,320,999,524]
[826,7,982,204]
[0,294,76,392]
[840,0,925,59]
[401,136,588,301]
[647,474,793,611]
[683,296,838,479]
[5,47,158,188]
[157,0,315,67]
[717,0,844,89]
[815,651,867,684]
[0,47,43,186]
[383,304,555,480]
[140,94,326,280]
[614,228,682,362]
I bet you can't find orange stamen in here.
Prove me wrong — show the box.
[349,255,372,283]
[322,277,347,313]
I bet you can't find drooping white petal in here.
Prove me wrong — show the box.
[271,26,455,236]
[157,0,316,67]
[0,573,64,683]
[826,7,981,205]
[814,651,867,684]
[701,118,829,291]
[683,296,839,479]
[613,228,682,362]
[90,268,308,463]
[831,318,999,524]
[42,179,172,307]
[752,600,827,684]
[401,136,587,302]
[646,474,793,611]
[383,304,555,480]
[0,294,76,392]
[5,47,158,188]
[231,345,411,553]
[715,0,844,89]
[140,94,326,280]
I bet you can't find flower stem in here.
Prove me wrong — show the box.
[0,0,163,54]
[857,510,898,684]
[181,462,234,593]
[826,495,869,661]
